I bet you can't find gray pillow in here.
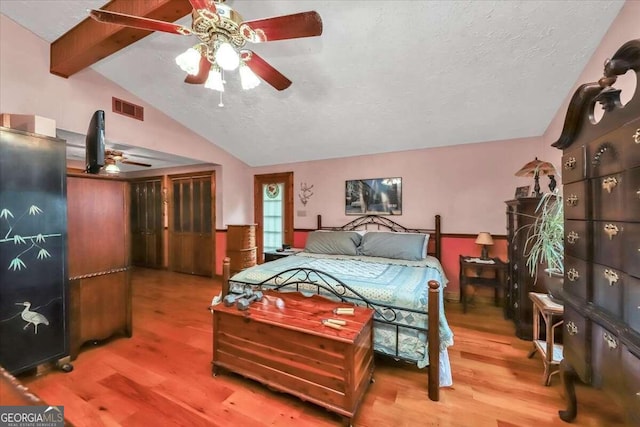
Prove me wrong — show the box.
[304,231,362,255]
[359,232,429,261]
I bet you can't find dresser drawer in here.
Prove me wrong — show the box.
[564,181,589,220]
[593,220,625,271]
[592,264,623,316]
[565,220,589,260]
[625,222,640,279]
[562,145,586,184]
[622,344,640,425]
[588,130,625,178]
[624,274,640,335]
[591,323,622,390]
[564,255,589,301]
[563,304,590,383]
[625,166,640,222]
[623,120,640,170]
[226,224,256,250]
[592,171,623,221]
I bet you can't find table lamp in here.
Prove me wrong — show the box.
[475,232,494,259]
[515,157,557,197]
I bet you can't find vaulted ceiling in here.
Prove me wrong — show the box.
[0,0,626,167]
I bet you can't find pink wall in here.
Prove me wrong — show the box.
[0,14,252,229]
[543,0,640,147]
[252,136,555,235]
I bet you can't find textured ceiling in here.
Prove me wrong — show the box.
[0,1,626,167]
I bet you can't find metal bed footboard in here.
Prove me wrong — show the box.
[222,260,441,401]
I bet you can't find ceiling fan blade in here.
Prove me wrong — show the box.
[89,9,193,35]
[240,11,323,43]
[185,56,212,84]
[188,0,217,15]
[241,51,292,91]
[121,160,152,167]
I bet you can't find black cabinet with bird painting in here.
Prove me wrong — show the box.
[0,126,68,374]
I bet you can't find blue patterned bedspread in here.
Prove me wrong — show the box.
[230,252,454,368]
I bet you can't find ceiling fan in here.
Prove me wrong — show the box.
[104,149,151,173]
[89,0,323,91]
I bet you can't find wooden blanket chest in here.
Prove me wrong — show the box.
[212,290,374,423]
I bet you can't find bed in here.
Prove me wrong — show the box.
[221,214,453,401]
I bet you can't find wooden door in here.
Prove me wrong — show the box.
[169,173,215,276]
[130,179,162,268]
[254,172,294,263]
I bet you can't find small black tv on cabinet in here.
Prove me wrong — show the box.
[85,110,105,174]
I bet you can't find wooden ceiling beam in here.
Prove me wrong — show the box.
[50,0,193,78]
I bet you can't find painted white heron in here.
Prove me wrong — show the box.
[15,302,49,334]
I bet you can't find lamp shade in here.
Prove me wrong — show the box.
[515,157,557,178]
[175,48,201,75]
[475,232,494,246]
[215,42,240,71]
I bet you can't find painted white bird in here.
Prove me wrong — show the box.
[15,302,49,334]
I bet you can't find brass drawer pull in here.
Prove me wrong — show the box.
[604,224,619,240]
[634,128,640,144]
[565,157,577,170]
[567,268,580,282]
[603,332,618,350]
[566,195,579,207]
[604,269,619,286]
[567,231,579,244]
[567,321,578,335]
[602,177,618,193]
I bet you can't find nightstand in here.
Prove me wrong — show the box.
[264,248,303,262]
[459,255,508,314]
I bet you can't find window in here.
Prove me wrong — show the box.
[262,183,284,253]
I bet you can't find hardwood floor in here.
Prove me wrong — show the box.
[19,268,626,426]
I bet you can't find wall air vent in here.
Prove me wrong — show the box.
[112,97,144,121]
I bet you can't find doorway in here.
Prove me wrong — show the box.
[130,178,163,269]
[169,171,216,276]
[254,172,294,263]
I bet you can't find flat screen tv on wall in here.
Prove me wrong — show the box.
[85,110,105,174]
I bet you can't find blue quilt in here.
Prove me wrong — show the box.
[230,252,454,368]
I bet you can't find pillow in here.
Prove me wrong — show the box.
[358,232,429,261]
[304,231,363,255]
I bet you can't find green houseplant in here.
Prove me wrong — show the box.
[520,191,564,302]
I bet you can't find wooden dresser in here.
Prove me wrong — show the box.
[506,197,544,339]
[553,39,640,424]
[226,224,257,275]
[67,175,132,361]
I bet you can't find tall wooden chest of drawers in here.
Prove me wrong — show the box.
[553,39,640,424]
[506,197,545,339]
[226,224,257,275]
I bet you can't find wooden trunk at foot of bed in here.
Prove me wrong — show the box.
[221,257,442,402]
[211,289,374,422]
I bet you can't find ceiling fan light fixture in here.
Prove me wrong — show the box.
[104,163,120,174]
[215,42,240,71]
[175,47,201,75]
[204,66,225,92]
[239,62,260,90]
